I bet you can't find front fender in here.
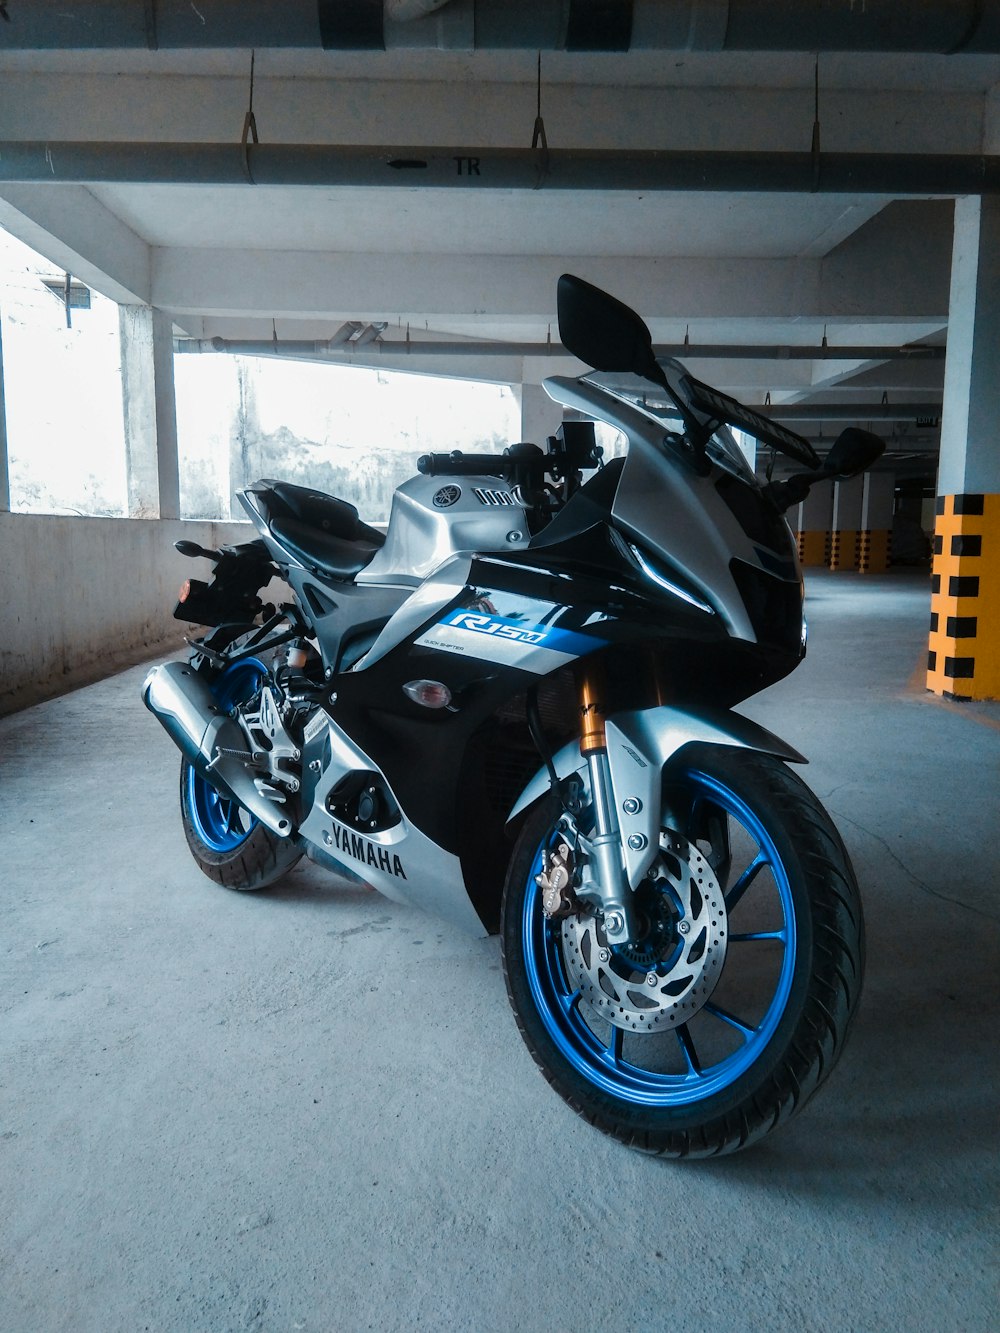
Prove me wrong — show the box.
[507,703,806,889]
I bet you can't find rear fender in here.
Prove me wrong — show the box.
[506,703,806,889]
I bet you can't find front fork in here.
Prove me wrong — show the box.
[577,663,638,947]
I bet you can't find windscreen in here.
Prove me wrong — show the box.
[581,371,758,484]
[676,372,819,468]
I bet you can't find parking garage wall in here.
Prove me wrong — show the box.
[0,511,251,715]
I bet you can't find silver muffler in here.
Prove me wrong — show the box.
[142,661,295,838]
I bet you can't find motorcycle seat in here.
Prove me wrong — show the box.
[250,479,386,580]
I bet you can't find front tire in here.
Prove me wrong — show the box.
[501,745,864,1156]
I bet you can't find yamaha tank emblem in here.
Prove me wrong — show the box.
[432,485,462,508]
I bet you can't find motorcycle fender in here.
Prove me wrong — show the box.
[506,704,806,890]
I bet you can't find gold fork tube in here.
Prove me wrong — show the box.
[578,662,607,754]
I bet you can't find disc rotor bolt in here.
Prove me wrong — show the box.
[646,972,659,986]
[678,920,691,935]
[598,948,610,963]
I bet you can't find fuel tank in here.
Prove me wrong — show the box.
[358,474,531,586]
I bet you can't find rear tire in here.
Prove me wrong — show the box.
[180,759,302,891]
[178,654,302,892]
[501,745,864,1156]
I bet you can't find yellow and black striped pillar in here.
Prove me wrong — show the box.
[857,529,891,573]
[858,472,894,573]
[792,480,833,568]
[927,493,1000,700]
[828,529,860,571]
[828,476,864,572]
[796,529,832,567]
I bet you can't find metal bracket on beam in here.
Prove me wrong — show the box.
[240,50,259,185]
[531,52,551,190]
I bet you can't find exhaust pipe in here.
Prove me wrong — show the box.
[142,661,295,839]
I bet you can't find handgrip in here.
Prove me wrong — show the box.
[174,539,221,560]
[417,450,511,478]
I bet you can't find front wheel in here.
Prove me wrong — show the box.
[501,745,864,1156]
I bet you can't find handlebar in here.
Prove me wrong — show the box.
[417,451,514,478]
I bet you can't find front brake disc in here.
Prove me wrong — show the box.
[559,831,728,1033]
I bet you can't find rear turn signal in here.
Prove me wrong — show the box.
[178,579,191,603]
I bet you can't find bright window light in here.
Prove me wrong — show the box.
[0,227,127,516]
[173,354,522,522]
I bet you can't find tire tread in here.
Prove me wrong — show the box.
[501,745,865,1157]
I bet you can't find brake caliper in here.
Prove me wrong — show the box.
[536,842,578,920]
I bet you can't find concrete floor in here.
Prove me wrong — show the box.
[2,570,997,1332]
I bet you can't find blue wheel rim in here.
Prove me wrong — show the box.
[522,768,798,1108]
[185,658,268,853]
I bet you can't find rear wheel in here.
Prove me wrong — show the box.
[179,656,302,891]
[501,745,864,1156]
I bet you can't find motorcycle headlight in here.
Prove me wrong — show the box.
[628,544,715,616]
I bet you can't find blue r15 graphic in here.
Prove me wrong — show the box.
[415,608,604,672]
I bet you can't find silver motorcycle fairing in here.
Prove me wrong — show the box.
[349,555,472,672]
[297,706,487,936]
[507,702,806,891]
[542,376,802,644]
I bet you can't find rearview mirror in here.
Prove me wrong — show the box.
[557,273,660,379]
[823,427,885,479]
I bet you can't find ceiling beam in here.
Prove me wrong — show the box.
[175,336,944,362]
[153,250,944,324]
[1,141,997,193]
[0,184,150,304]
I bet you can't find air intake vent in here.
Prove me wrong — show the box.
[473,488,517,507]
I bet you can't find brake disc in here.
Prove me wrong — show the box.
[558,831,728,1033]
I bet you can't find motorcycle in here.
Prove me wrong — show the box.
[143,274,881,1156]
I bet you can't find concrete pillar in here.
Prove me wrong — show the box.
[829,475,865,571]
[859,471,894,573]
[120,305,179,520]
[0,306,8,513]
[792,479,833,567]
[928,195,1000,700]
[517,382,563,446]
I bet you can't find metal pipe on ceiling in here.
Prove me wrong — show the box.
[762,402,941,421]
[173,338,945,362]
[2,141,997,193]
[0,1,997,53]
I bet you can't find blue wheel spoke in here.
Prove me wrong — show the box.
[522,763,798,1109]
[684,794,704,841]
[185,657,267,853]
[601,1025,624,1069]
[675,1023,703,1076]
[555,987,583,1018]
[725,850,768,913]
[703,1002,757,1043]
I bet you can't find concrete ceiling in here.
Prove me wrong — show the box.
[88,185,891,263]
[1,18,999,473]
